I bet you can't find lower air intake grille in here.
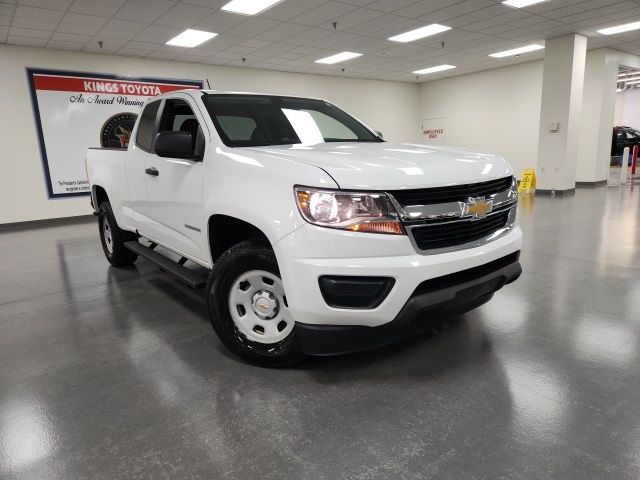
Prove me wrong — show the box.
[410,210,510,251]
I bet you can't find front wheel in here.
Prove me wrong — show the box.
[206,239,304,367]
[98,201,138,267]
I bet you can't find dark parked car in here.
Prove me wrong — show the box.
[612,126,639,164]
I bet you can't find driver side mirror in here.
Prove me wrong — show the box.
[154,131,200,160]
[375,130,384,139]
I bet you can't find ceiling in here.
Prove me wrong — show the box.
[2,0,640,82]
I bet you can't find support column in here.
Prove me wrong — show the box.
[576,50,618,185]
[536,34,587,195]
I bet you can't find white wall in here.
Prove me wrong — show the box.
[614,89,640,129]
[418,61,543,178]
[418,49,632,184]
[0,44,420,224]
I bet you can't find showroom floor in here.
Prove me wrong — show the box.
[1,182,639,480]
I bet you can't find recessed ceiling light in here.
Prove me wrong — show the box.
[166,29,217,47]
[489,44,544,58]
[598,21,640,35]
[502,0,548,7]
[388,24,451,43]
[413,64,456,75]
[221,0,283,15]
[315,52,362,64]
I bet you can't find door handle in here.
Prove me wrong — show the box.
[145,167,159,177]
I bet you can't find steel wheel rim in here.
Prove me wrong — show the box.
[228,270,293,344]
[102,217,114,254]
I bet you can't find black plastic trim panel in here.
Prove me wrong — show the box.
[319,276,395,309]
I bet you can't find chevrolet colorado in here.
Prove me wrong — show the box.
[86,90,522,366]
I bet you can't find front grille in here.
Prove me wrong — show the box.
[410,210,510,251]
[390,176,513,206]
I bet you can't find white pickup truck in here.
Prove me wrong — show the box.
[86,90,522,366]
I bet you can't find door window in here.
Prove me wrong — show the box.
[136,100,161,151]
[157,99,204,156]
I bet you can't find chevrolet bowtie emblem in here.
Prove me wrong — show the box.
[462,197,493,220]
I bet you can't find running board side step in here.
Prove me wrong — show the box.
[124,241,206,288]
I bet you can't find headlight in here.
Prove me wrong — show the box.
[294,187,404,235]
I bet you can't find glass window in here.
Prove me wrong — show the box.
[305,110,358,140]
[217,116,258,142]
[135,100,160,151]
[157,99,202,156]
[202,94,381,147]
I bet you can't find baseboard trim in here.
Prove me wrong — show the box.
[575,180,608,187]
[535,188,575,196]
[0,214,96,231]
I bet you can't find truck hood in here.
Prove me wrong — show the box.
[246,142,513,190]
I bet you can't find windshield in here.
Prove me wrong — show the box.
[202,94,383,147]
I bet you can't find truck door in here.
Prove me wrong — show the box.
[138,96,207,262]
[127,99,161,221]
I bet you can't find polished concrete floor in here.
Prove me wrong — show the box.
[1,182,640,480]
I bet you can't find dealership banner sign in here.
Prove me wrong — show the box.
[27,69,203,197]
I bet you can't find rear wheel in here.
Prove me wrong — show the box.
[98,201,138,267]
[206,239,304,367]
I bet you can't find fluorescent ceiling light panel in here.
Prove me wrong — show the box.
[624,79,640,86]
[623,76,640,82]
[489,44,544,58]
[166,29,217,47]
[502,0,548,7]
[315,52,362,64]
[388,24,451,43]
[413,64,456,75]
[618,72,640,77]
[221,0,283,15]
[598,21,640,35]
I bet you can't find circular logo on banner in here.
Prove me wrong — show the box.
[100,112,138,148]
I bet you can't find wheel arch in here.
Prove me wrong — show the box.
[208,214,272,263]
[92,185,109,210]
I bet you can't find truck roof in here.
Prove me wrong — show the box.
[168,89,324,102]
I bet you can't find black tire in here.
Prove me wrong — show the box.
[206,239,304,367]
[98,201,138,267]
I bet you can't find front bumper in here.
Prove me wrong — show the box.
[295,251,521,355]
[274,221,522,324]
